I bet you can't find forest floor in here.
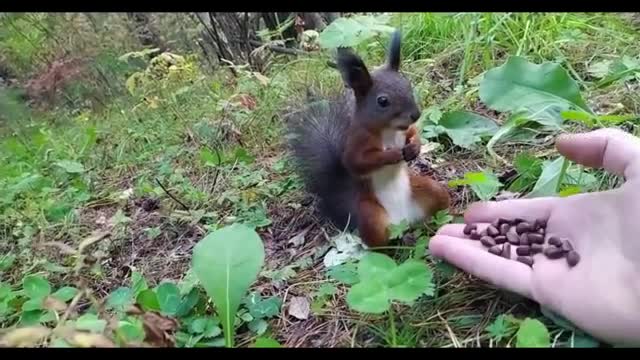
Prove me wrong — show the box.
[1,13,640,348]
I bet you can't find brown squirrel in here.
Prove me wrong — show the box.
[287,30,451,247]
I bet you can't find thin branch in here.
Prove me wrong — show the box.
[155,178,190,211]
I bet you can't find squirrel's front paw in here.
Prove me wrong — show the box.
[402,143,420,162]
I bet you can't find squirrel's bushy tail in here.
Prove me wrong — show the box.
[286,90,358,231]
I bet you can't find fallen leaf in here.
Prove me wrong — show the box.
[0,326,51,347]
[78,230,110,254]
[69,333,116,347]
[252,72,270,86]
[420,142,440,154]
[288,296,310,320]
[43,296,67,312]
[40,242,77,256]
[288,227,310,247]
[126,303,179,347]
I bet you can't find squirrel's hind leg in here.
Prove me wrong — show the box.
[356,192,391,248]
[409,173,451,219]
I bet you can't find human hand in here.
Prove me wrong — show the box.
[429,128,640,346]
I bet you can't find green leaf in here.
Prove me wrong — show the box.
[437,111,499,149]
[52,287,78,302]
[54,160,85,174]
[0,283,11,299]
[527,157,569,198]
[0,254,16,272]
[156,282,181,316]
[357,252,397,282]
[516,318,550,348]
[192,223,265,348]
[199,148,221,166]
[244,292,282,319]
[136,289,161,311]
[486,112,530,160]
[131,271,148,297]
[480,56,592,128]
[22,297,44,311]
[509,152,543,192]
[413,236,428,260]
[251,337,282,348]
[346,280,389,314]
[315,283,338,297]
[190,317,221,338]
[117,320,146,344]
[449,171,502,201]
[388,220,410,240]
[386,260,432,303]
[75,313,107,333]
[486,314,518,342]
[326,262,359,285]
[23,275,51,299]
[106,287,134,312]
[318,15,394,49]
[248,319,268,335]
[176,288,200,317]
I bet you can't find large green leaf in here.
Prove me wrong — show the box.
[346,280,389,314]
[357,252,396,281]
[156,282,181,316]
[192,224,265,348]
[516,318,550,348]
[345,253,433,314]
[437,111,499,149]
[318,15,394,49]
[480,56,592,128]
[526,157,568,198]
[386,260,430,303]
[23,275,51,299]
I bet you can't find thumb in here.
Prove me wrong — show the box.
[556,128,640,180]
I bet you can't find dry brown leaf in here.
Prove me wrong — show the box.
[288,296,310,320]
[39,241,77,256]
[0,326,51,347]
[128,305,179,347]
[288,226,310,247]
[252,72,270,86]
[69,333,116,348]
[78,230,110,254]
[43,296,67,312]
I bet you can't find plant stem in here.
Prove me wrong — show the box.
[388,306,397,347]
[556,157,571,193]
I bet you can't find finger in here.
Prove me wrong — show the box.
[429,235,533,299]
[464,197,558,224]
[556,128,640,180]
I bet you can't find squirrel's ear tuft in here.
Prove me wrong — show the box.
[336,48,373,97]
[387,29,401,71]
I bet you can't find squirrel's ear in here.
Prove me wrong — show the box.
[336,48,373,97]
[387,29,401,71]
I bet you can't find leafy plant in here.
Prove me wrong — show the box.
[480,55,593,128]
[192,223,265,348]
[422,111,499,149]
[516,318,551,348]
[318,14,395,49]
[449,171,503,201]
[346,253,433,314]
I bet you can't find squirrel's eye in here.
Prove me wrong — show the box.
[377,96,390,108]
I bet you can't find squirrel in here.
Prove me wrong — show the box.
[287,30,451,248]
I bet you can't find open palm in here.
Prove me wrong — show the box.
[430,129,640,346]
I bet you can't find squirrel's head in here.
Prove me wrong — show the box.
[336,30,421,131]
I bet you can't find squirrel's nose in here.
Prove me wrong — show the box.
[410,110,421,121]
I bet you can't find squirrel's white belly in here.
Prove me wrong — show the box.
[371,129,424,225]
